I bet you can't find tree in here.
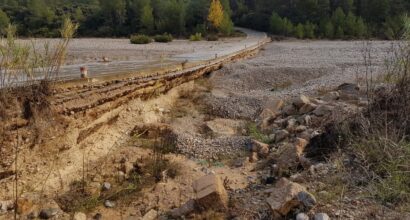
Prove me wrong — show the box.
[282,18,294,36]
[304,22,316,39]
[345,12,357,37]
[269,12,284,34]
[295,23,304,39]
[141,3,154,33]
[324,20,334,38]
[332,7,345,29]
[219,13,234,35]
[356,17,366,38]
[208,0,224,29]
[0,9,9,34]
[335,26,344,38]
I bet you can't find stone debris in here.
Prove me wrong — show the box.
[192,174,228,211]
[266,178,316,217]
[168,199,196,218]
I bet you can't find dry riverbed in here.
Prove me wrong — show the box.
[1,40,408,220]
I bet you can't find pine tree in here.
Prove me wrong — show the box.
[345,12,357,37]
[324,21,334,38]
[269,12,284,34]
[356,17,366,38]
[335,26,344,38]
[208,0,224,29]
[295,23,304,39]
[0,9,9,34]
[219,13,234,35]
[282,18,294,36]
[141,3,154,33]
[304,22,316,39]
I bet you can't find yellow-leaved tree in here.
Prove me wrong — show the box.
[207,0,224,29]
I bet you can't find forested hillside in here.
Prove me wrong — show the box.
[0,0,409,39]
[235,0,410,39]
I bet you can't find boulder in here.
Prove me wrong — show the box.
[39,208,60,219]
[312,105,334,117]
[259,108,278,120]
[292,95,311,109]
[296,213,310,220]
[192,174,228,211]
[323,91,339,101]
[314,213,330,220]
[275,130,289,143]
[266,178,316,217]
[264,99,285,113]
[168,199,196,218]
[274,138,308,172]
[299,103,317,114]
[282,104,298,116]
[205,118,241,137]
[142,209,158,220]
[73,212,87,220]
[251,140,270,158]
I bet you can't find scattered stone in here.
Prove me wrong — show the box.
[104,200,115,208]
[312,105,334,117]
[17,197,35,215]
[296,213,310,220]
[266,178,316,217]
[275,138,308,172]
[93,213,102,220]
[299,103,317,114]
[297,191,317,210]
[249,152,258,163]
[323,91,339,101]
[102,182,111,191]
[169,199,196,218]
[282,104,298,116]
[39,208,59,219]
[73,212,87,220]
[142,209,158,220]
[295,125,307,133]
[251,139,270,158]
[192,174,228,211]
[275,130,289,143]
[0,200,14,212]
[314,213,330,220]
[286,118,297,131]
[292,95,311,109]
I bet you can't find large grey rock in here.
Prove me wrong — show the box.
[296,213,310,220]
[314,213,330,220]
[104,200,115,208]
[299,103,317,114]
[39,208,59,219]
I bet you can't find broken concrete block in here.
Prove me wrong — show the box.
[192,174,228,211]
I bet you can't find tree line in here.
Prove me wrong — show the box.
[233,0,410,39]
[0,0,409,39]
[0,0,233,37]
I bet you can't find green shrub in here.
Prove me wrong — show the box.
[130,34,152,44]
[189,33,202,41]
[206,34,219,41]
[153,33,173,42]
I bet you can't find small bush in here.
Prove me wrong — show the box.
[189,32,202,41]
[207,34,219,41]
[130,34,152,44]
[153,33,173,43]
